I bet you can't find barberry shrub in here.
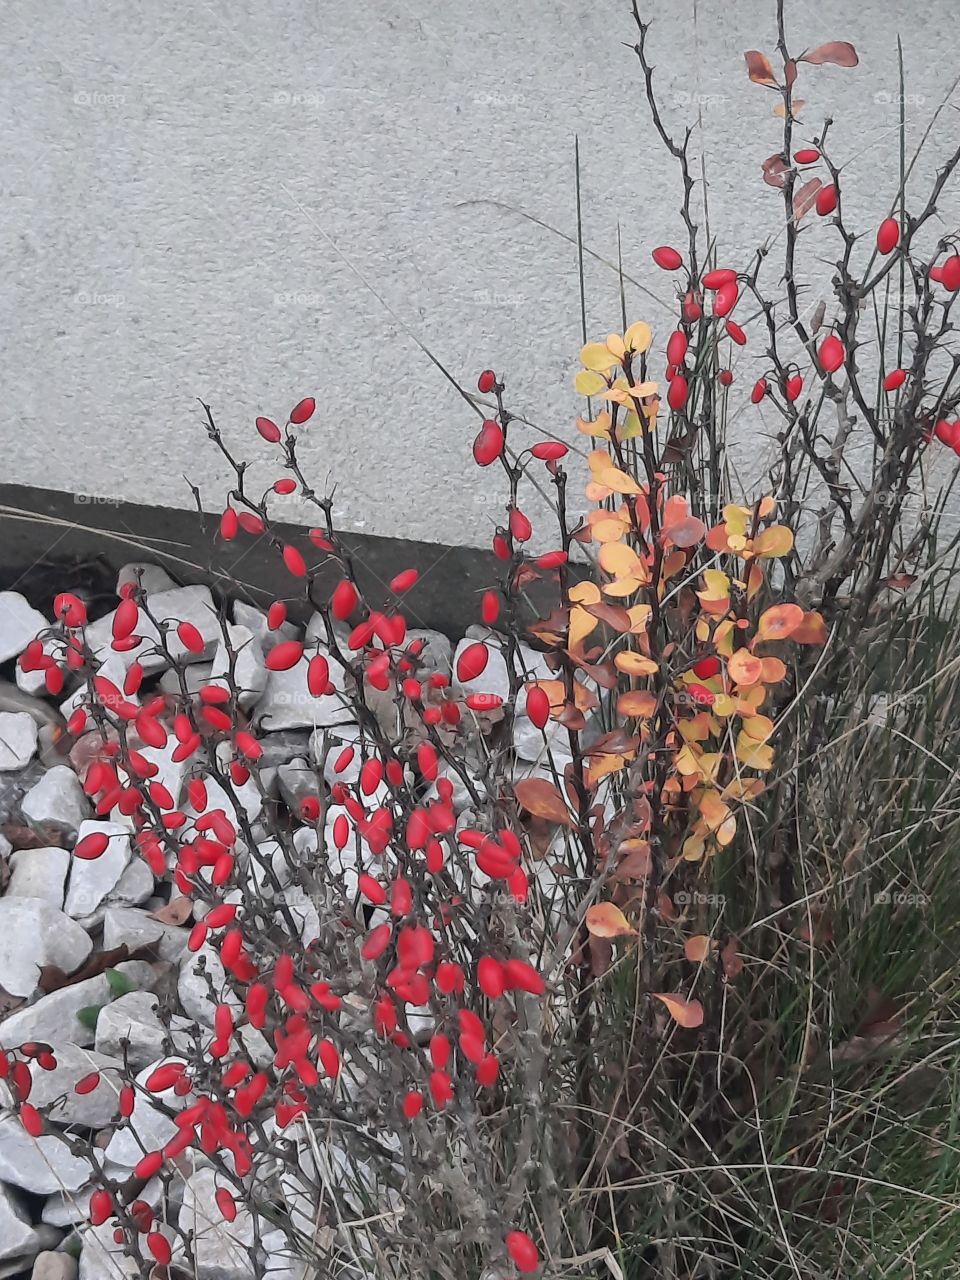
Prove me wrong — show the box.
[7,7,960,1278]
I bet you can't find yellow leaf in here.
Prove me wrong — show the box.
[586,902,634,939]
[580,342,620,372]
[742,714,774,741]
[623,321,653,354]
[600,542,644,579]
[736,732,774,770]
[760,657,787,683]
[569,605,599,650]
[605,333,626,359]
[575,369,607,397]
[615,651,658,676]
[576,411,612,438]
[652,992,704,1028]
[596,466,643,496]
[592,517,631,544]
[682,835,706,862]
[754,525,794,558]
[569,581,602,605]
[586,753,627,786]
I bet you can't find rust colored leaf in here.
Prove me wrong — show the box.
[652,992,705,1028]
[614,839,652,881]
[586,902,634,939]
[762,153,789,189]
[661,515,706,549]
[793,176,823,221]
[514,777,575,827]
[1,822,66,851]
[684,935,712,963]
[744,50,777,85]
[802,41,858,67]
[583,602,632,633]
[784,58,798,88]
[150,896,194,926]
[880,572,916,590]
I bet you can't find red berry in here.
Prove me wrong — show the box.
[477,369,497,393]
[794,147,820,164]
[725,320,747,345]
[265,640,304,671]
[884,368,906,392]
[331,579,358,620]
[256,416,281,442]
[473,419,505,467]
[530,441,568,461]
[282,544,307,578]
[403,1089,424,1118]
[177,621,205,654]
[289,397,315,425]
[816,185,838,216]
[75,832,109,860]
[942,255,960,291]
[506,1230,540,1274]
[713,280,739,317]
[666,330,688,365]
[526,685,550,729]
[751,378,768,404]
[718,369,733,387]
[877,217,900,255]
[818,335,845,374]
[456,642,489,683]
[702,268,736,290]
[652,245,683,270]
[667,376,688,411]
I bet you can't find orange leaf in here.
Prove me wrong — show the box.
[653,992,705,1029]
[728,649,763,687]
[684,935,712,963]
[618,690,658,718]
[514,777,575,827]
[744,50,777,85]
[802,41,858,67]
[757,602,804,641]
[585,902,634,939]
[793,610,828,645]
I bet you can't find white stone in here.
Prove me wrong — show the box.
[6,847,70,907]
[79,1220,142,1280]
[84,585,220,674]
[176,1165,256,1280]
[64,821,131,918]
[0,1115,91,1193]
[276,758,319,812]
[0,712,38,770]
[0,593,49,665]
[178,942,239,1027]
[41,1188,93,1228]
[94,990,190,1069]
[0,1180,44,1263]
[115,563,177,596]
[0,963,154,1049]
[209,624,267,709]
[101,906,187,961]
[453,635,510,701]
[258,1229,307,1280]
[233,600,300,653]
[254,650,349,732]
[27,1044,122,1128]
[21,767,90,837]
[159,661,213,698]
[102,1057,190,1170]
[29,1250,79,1280]
[0,897,92,997]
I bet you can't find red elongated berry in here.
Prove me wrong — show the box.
[816,184,838,216]
[503,958,545,995]
[89,1188,113,1226]
[682,291,702,322]
[714,280,738,317]
[360,758,383,795]
[725,320,746,345]
[436,961,465,995]
[235,730,262,761]
[273,478,296,495]
[478,956,506,999]
[934,419,960,447]
[265,640,304,671]
[818,335,845,374]
[457,642,489,683]
[942,255,960,291]
[476,1052,500,1087]
[493,531,510,560]
[267,601,287,630]
[430,1033,451,1070]
[238,511,264,534]
[289,397,315,424]
[667,376,688,411]
[526,685,550,729]
[666,330,688,365]
[506,1230,540,1274]
[112,598,139,641]
[531,441,568,461]
[282,545,307,577]
[332,579,359,620]
[417,741,438,782]
[19,1104,42,1137]
[75,832,109,860]
[785,374,803,402]
[146,1233,172,1265]
[473,419,505,466]
[177,621,205,654]
[390,568,418,592]
[362,923,392,961]
[134,1151,164,1179]
[877,218,900,255]
[884,368,906,392]
[54,593,87,627]
[794,147,819,164]
[751,377,768,404]
[220,507,239,540]
[75,1071,101,1095]
[481,590,500,624]
[652,245,683,270]
[146,1063,184,1093]
[718,369,733,387]
[256,416,281,442]
[358,873,386,905]
[477,369,497,393]
[430,1069,453,1107]
[215,1186,237,1222]
[702,268,736,290]
[119,1085,135,1117]
[307,654,330,696]
[318,1039,340,1077]
[509,508,531,541]
[397,1091,423,1125]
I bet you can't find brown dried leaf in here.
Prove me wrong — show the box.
[38,944,132,994]
[802,41,858,67]
[762,153,789,189]
[793,176,823,221]
[150,896,194,926]
[744,50,777,85]
[1,822,66,851]
[514,777,575,827]
[583,602,632,633]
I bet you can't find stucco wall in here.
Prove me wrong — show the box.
[2,0,957,549]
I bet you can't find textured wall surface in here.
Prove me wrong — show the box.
[1,0,958,548]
